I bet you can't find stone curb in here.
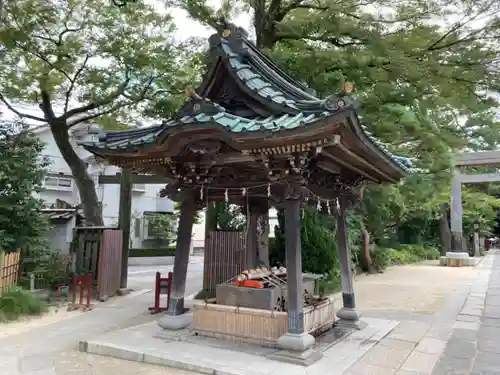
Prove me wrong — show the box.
[78,340,245,375]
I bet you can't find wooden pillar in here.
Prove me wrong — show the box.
[275,184,316,361]
[450,170,464,252]
[118,169,132,289]
[246,198,270,269]
[257,210,270,266]
[168,195,197,316]
[245,206,259,269]
[283,195,305,334]
[336,196,363,327]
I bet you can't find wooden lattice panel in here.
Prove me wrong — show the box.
[203,231,247,294]
[0,250,20,295]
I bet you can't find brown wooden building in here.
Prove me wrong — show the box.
[82,22,410,361]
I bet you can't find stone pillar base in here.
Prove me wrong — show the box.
[157,312,192,330]
[271,332,321,366]
[441,252,478,267]
[336,308,367,330]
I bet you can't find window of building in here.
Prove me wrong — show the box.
[134,218,141,238]
[44,174,73,189]
[132,183,146,192]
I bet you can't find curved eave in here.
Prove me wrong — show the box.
[347,114,410,178]
[79,109,340,155]
[80,108,410,178]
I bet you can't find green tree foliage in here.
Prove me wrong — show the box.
[206,203,246,231]
[146,213,177,247]
[0,119,50,251]
[271,208,339,275]
[179,0,500,266]
[0,0,197,225]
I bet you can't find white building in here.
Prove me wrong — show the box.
[32,123,280,253]
[33,124,174,250]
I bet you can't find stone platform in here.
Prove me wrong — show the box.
[78,317,399,375]
[439,252,480,267]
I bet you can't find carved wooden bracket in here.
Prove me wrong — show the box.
[187,140,222,155]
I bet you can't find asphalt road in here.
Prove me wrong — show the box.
[127,255,204,297]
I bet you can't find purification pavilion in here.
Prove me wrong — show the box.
[82,22,411,362]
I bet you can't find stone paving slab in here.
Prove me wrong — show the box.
[430,250,500,375]
[79,317,399,375]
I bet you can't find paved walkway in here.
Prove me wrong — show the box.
[344,250,500,375]
[431,250,500,375]
[0,259,204,375]
[3,252,500,375]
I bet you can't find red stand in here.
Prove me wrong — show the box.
[68,273,94,311]
[148,271,172,314]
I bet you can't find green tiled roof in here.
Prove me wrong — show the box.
[79,23,413,174]
[80,110,328,151]
[220,39,326,113]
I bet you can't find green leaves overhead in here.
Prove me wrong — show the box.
[0,0,199,225]
[0,0,194,126]
[178,0,500,243]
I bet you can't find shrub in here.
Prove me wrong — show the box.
[129,247,176,257]
[398,244,440,260]
[0,287,48,322]
[20,247,72,290]
[369,244,441,272]
[271,207,339,275]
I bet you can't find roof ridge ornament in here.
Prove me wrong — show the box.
[172,88,226,119]
[322,82,359,112]
[215,21,249,40]
[211,21,249,58]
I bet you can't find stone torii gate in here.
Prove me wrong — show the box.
[448,150,500,266]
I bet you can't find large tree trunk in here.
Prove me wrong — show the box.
[439,203,452,256]
[360,222,375,274]
[49,120,104,226]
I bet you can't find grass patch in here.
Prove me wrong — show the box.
[0,287,48,322]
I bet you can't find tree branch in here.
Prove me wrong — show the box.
[11,40,72,82]
[63,72,131,119]
[0,94,46,122]
[64,55,90,115]
[39,90,57,122]
[67,102,135,128]
[65,76,154,127]
[275,30,365,47]
[122,77,155,101]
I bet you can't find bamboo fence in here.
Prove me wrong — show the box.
[0,250,21,296]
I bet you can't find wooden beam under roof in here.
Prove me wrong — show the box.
[335,143,396,183]
[98,173,172,185]
[321,149,378,182]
